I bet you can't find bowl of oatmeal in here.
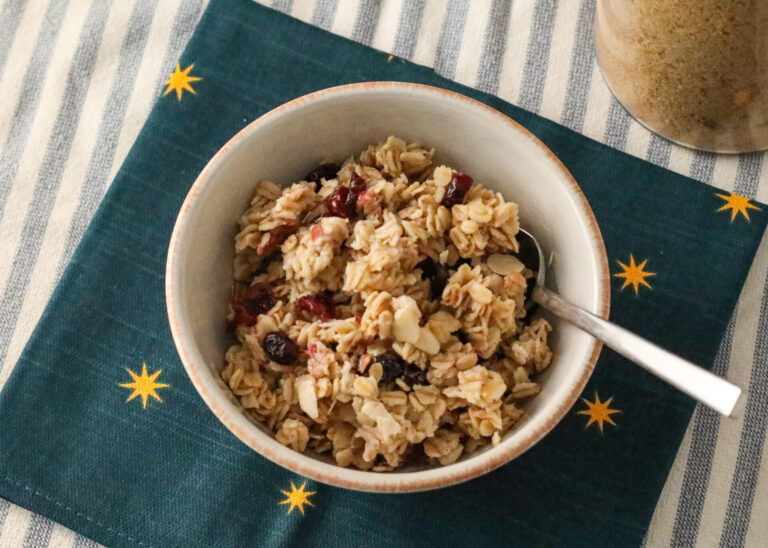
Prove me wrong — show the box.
[166,82,610,492]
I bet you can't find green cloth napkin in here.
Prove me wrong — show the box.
[1,1,765,546]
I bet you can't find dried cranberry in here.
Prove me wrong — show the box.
[263,331,299,365]
[298,292,335,321]
[373,352,405,383]
[324,173,367,219]
[350,172,366,192]
[440,172,473,208]
[325,186,354,218]
[402,362,428,386]
[305,164,340,185]
[417,258,449,301]
[231,284,275,326]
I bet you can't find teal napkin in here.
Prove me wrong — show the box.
[1,1,765,546]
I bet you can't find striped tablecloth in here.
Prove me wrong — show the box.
[0,1,766,546]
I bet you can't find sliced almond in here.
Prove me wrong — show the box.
[295,375,318,419]
[469,282,494,305]
[413,326,440,355]
[392,296,422,344]
[487,253,525,276]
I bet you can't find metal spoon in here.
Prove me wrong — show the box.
[518,228,743,417]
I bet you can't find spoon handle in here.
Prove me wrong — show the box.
[532,286,743,417]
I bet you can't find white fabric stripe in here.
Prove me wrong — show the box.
[0,0,47,150]
[538,0,579,124]
[453,1,490,88]
[0,503,32,546]
[0,0,27,80]
[330,0,358,37]
[46,524,75,548]
[667,141,694,178]
[369,0,402,55]
[409,0,447,68]
[581,60,613,142]
[289,0,315,21]
[496,0,534,105]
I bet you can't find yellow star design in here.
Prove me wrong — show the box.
[614,255,655,294]
[716,192,760,222]
[280,481,315,515]
[163,63,201,101]
[578,393,621,432]
[119,363,169,408]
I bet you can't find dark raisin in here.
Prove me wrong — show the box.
[373,351,405,383]
[324,172,369,219]
[416,257,437,279]
[402,362,428,386]
[440,171,473,208]
[305,163,340,185]
[417,258,449,301]
[298,291,335,321]
[430,263,449,301]
[231,284,275,326]
[454,330,469,344]
[263,331,299,365]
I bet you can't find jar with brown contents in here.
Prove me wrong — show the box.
[595,0,768,152]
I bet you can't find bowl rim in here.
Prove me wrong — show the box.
[165,81,611,493]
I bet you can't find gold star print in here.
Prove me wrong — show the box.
[119,363,169,408]
[163,63,201,100]
[716,192,760,222]
[280,482,315,515]
[614,255,655,294]
[578,393,621,432]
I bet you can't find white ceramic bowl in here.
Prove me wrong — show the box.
[166,82,610,493]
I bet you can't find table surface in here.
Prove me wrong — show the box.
[0,0,767,546]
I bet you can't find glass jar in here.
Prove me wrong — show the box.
[595,0,768,153]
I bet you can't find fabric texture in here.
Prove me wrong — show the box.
[0,0,765,546]
[2,0,768,546]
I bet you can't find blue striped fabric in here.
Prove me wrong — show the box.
[1,1,767,546]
